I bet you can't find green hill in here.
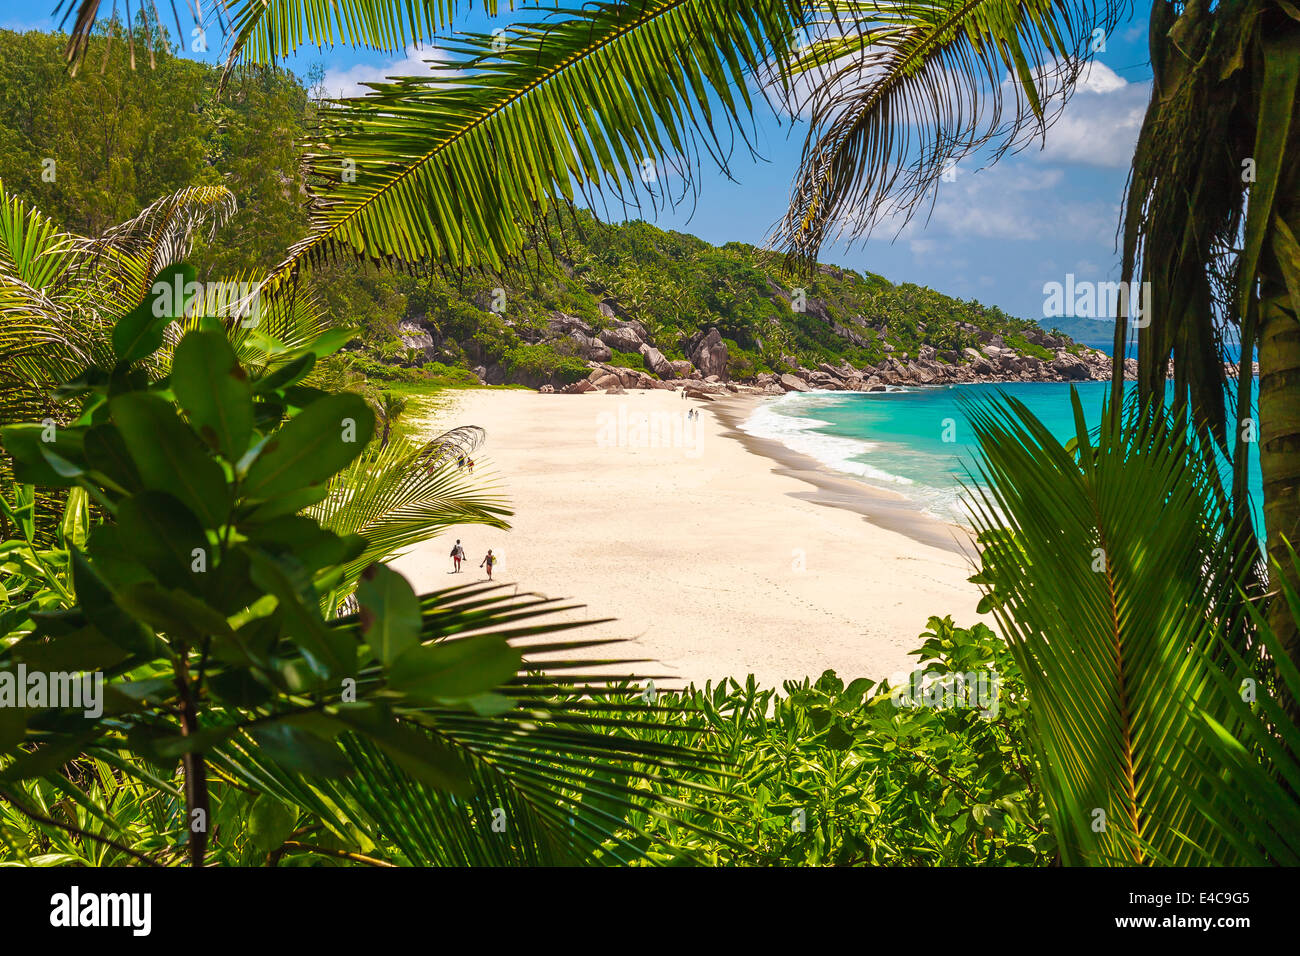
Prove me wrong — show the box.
[371,209,1081,388]
[0,25,1081,391]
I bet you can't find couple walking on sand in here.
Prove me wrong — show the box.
[449,539,497,579]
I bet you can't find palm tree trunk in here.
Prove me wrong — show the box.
[175,661,209,866]
[1257,262,1300,689]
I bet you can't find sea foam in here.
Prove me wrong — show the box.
[738,392,914,486]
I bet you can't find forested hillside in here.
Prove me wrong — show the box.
[0,23,1082,390]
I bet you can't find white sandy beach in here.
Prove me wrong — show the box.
[392,388,989,690]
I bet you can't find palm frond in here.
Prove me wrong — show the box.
[258,0,806,290]
[52,0,485,72]
[310,436,512,607]
[211,582,729,865]
[961,388,1292,865]
[415,425,486,468]
[80,185,237,304]
[771,0,1126,265]
[222,0,479,72]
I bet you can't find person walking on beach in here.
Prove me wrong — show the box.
[450,539,465,572]
[480,549,496,580]
[467,458,475,474]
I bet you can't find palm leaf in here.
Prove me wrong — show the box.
[211,581,731,865]
[81,185,237,304]
[222,0,479,72]
[771,0,1126,265]
[256,0,806,290]
[961,388,1300,865]
[310,436,512,606]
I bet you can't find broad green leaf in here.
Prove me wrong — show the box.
[242,393,374,500]
[251,352,315,395]
[70,548,158,659]
[115,491,209,592]
[356,562,421,665]
[83,424,142,495]
[113,582,233,643]
[112,263,197,363]
[172,329,254,460]
[0,423,84,487]
[247,793,299,853]
[58,488,90,550]
[387,636,521,701]
[243,515,363,574]
[247,722,352,778]
[243,547,355,679]
[109,392,230,528]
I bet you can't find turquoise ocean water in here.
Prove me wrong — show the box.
[740,381,1265,532]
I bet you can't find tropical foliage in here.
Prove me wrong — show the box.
[1110,0,1300,677]
[16,0,1299,872]
[0,272,729,867]
[771,0,1127,264]
[965,390,1300,864]
[591,617,1051,865]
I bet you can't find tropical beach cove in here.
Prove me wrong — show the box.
[394,387,986,689]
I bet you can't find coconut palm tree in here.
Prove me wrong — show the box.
[963,389,1300,864]
[1110,0,1300,682]
[373,390,408,447]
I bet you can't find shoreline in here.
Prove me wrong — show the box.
[706,394,976,558]
[392,388,989,688]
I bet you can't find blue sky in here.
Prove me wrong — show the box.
[1,2,1154,320]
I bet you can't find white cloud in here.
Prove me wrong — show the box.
[1122,24,1148,44]
[878,161,1118,244]
[321,45,455,99]
[1034,61,1149,168]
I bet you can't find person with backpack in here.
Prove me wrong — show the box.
[450,539,465,572]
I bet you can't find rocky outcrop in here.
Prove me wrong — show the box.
[597,321,647,354]
[570,332,611,362]
[1049,351,1092,381]
[398,321,436,361]
[639,343,675,379]
[547,312,594,338]
[685,327,730,380]
[754,344,1139,394]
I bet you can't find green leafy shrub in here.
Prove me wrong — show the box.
[605,349,646,370]
[341,353,424,384]
[420,362,482,389]
[723,339,771,379]
[1002,333,1054,361]
[503,343,589,385]
[591,616,1052,865]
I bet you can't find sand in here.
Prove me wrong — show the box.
[391,387,988,690]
